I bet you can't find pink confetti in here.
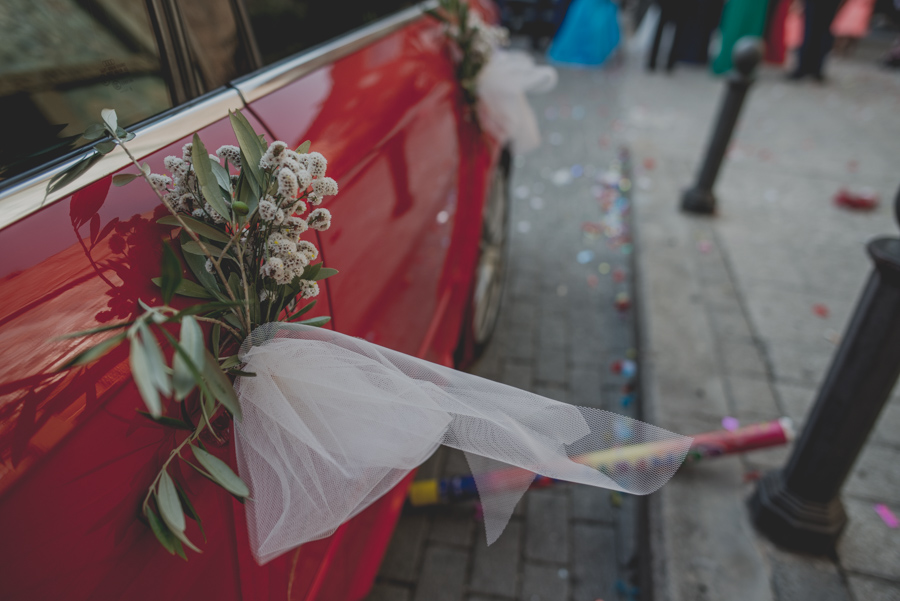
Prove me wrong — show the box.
[721,416,740,431]
[813,304,830,318]
[874,504,899,528]
[697,240,712,253]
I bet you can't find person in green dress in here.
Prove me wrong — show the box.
[712,0,771,74]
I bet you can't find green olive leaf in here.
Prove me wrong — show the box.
[191,445,250,498]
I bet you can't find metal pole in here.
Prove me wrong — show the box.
[681,38,763,215]
[749,187,900,553]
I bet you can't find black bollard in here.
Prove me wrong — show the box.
[681,37,763,214]
[749,186,900,553]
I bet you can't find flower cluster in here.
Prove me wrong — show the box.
[453,9,508,65]
[149,139,338,301]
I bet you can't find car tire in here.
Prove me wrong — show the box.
[464,149,511,360]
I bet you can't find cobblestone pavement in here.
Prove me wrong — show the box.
[365,56,645,601]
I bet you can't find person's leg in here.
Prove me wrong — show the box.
[794,0,843,78]
[648,2,670,70]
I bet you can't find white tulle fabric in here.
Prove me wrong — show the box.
[234,323,691,564]
[477,49,558,154]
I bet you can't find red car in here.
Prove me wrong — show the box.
[0,1,508,599]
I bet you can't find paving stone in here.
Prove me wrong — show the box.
[429,507,475,548]
[533,384,567,404]
[571,483,616,523]
[470,521,522,597]
[380,513,431,582]
[571,522,617,601]
[847,443,900,505]
[525,489,570,563]
[708,306,755,339]
[720,338,768,378]
[727,375,781,421]
[535,346,567,386]
[763,543,852,601]
[502,361,534,391]
[570,366,603,408]
[839,498,900,581]
[520,562,570,601]
[413,546,469,601]
[366,583,412,601]
[847,574,900,601]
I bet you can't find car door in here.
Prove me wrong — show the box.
[0,1,335,599]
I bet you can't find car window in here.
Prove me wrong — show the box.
[0,0,174,183]
[244,0,418,66]
[178,0,256,93]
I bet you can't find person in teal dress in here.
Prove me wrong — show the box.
[712,0,771,74]
[547,0,621,67]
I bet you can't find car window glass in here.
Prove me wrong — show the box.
[244,0,418,66]
[178,0,255,92]
[0,0,173,183]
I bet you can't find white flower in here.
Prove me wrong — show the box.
[204,202,225,224]
[261,257,285,281]
[307,208,331,231]
[260,141,289,171]
[307,152,327,178]
[307,193,321,206]
[179,193,196,211]
[205,258,215,274]
[148,173,172,192]
[164,156,190,178]
[275,269,294,286]
[296,240,319,261]
[287,199,307,215]
[216,145,242,168]
[259,289,270,302]
[282,251,310,275]
[192,208,207,220]
[259,198,278,221]
[296,169,312,190]
[299,280,320,299]
[274,209,285,225]
[277,167,299,198]
[312,177,338,197]
[285,216,308,239]
[268,233,297,256]
[182,142,193,163]
[208,154,220,164]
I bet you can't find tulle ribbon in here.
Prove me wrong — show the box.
[477,49,558,154]
[235,323,691,564]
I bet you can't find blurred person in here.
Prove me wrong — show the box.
[712,0,771,73]
[788,0,845,80]
[547,0,621,66]
[831,0,877,54]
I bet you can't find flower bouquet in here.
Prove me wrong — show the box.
[57,108,339,558]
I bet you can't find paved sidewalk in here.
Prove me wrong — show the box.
[366,58,645,601]
[623,47,900,600]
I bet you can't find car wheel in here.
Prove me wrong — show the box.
[470,150,511,356]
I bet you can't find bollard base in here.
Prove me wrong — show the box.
[748,470,847,555]
[681,187,717,214]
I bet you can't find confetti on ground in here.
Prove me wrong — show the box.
[615,291,631,312]
[625,348,637,359]
[599,262,611,274]
[613,268,626,282]
[610,491,623,508]
[834,188,879,211]
[620,394,635,407]
[813,304,830,318]
[612,359,637,378]
[874,504,899,528]
[743,470,762,483]
[824,329,841,345]
[530,196,544,210]
[571,164,584,178]
[618,178,632,192]
[637,176,653,190]
[552,169,573,186]
[582,221,603,234]
[517,221,531,234]
[587,274,599,288]
[620,243,633,255]
[514,185,529,199]
[577,250,596,264]
[643,157,655,170]
[557,568,569,579]
[722,416,740,431]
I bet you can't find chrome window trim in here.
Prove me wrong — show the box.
[234,1,436,103]
[0,0,436,232]
[0,90,245,232]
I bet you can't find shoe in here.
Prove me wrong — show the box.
[786,70,806,81]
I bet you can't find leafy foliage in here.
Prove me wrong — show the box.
[54,108,339,558]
